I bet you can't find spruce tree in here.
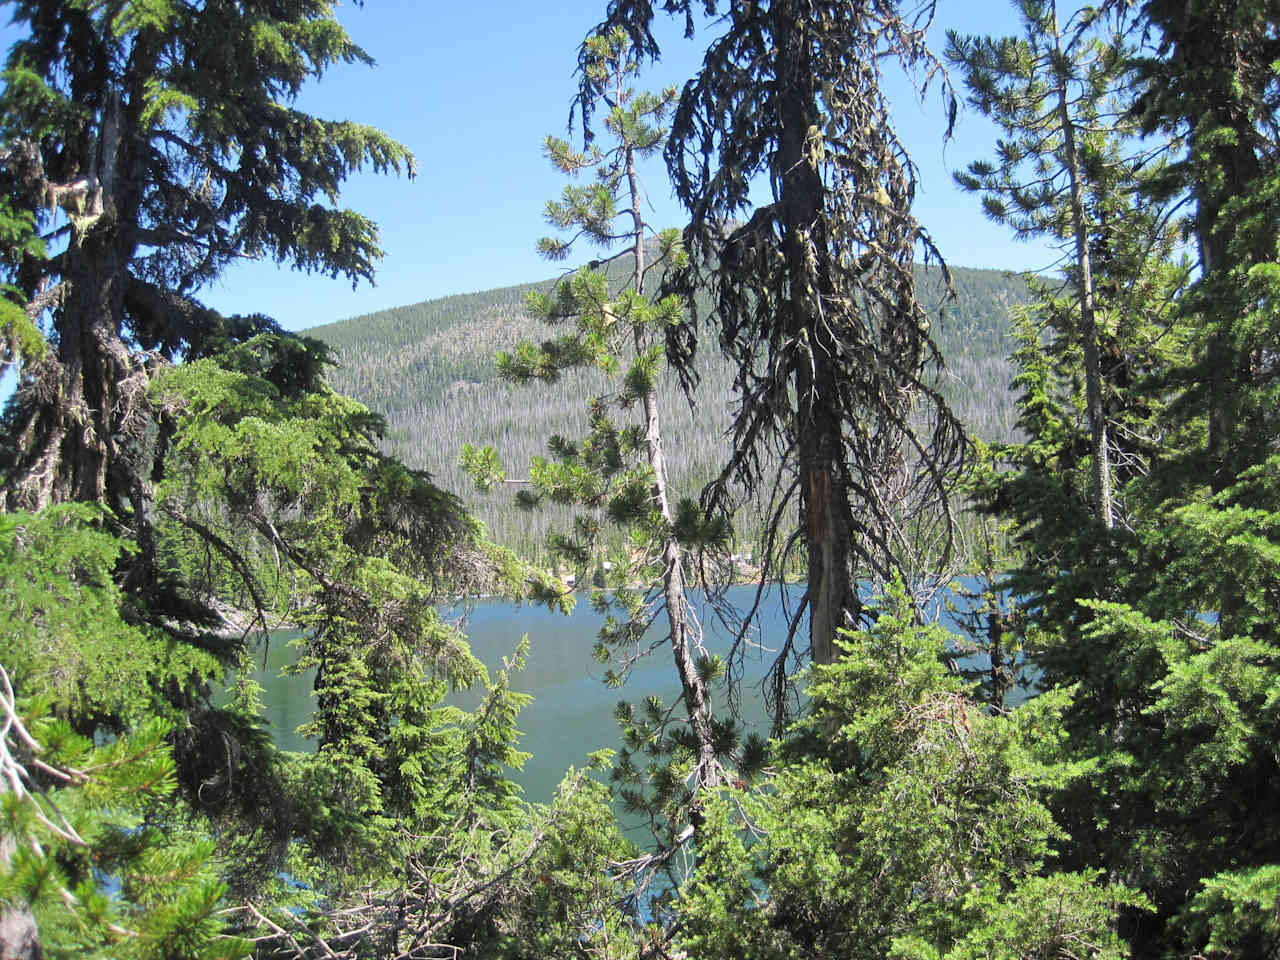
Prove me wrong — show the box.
[1134,0,1280,502]
[0,4,598,952]
[584,0,968,713]
[961,2,1280,953]
[674,584,1145,960]
[0,0,411,611]
[1078,3,1280,951]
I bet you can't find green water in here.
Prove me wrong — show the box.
[443,585,791,802]
[242,585,797,804]
[241,583,991,809]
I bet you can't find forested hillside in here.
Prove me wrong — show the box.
[7,0,1279,957]
[306,263,1029,560]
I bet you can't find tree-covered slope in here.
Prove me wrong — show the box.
[305,263,1029,560]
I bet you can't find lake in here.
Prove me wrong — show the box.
[244,582,993,808]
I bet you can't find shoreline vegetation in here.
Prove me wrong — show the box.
[3,2,1277,958]
[212,562,774,639]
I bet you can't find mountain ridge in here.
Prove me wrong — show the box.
[303,262,1029,560]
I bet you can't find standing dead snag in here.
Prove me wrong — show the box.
[589,0,968,723]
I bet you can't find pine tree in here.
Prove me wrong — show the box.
[464,29,765,864]
[1,664,249,960]
[948,0,1140,529]
[948,0,1195,706]
[961,2,1280,953]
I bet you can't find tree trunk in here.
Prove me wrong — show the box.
[774,0,859,665]
[1,670,42,960]
[1053,9,1113,529]
[0,832,41,960]
[1138,0,1264,495]
[1151,0,1265,633]
[625,141,719,787]
[0,901,40,959]
[3,72,160,595]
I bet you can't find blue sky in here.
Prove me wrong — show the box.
[201,1,1061,331]
[9,2,1059,332]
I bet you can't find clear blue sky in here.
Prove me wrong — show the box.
[12,2,1058,332]
[201,1,1061,331]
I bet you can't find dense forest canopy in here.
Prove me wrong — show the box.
[3,1,1280,958]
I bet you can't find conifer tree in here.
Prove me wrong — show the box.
[674,584,1145,960]
[947,0,1193,701]
[0,0,411,614]
[948,0,1138,529]
[1134,0,1280,503]
[1062,4,1280,951]
[1,664,248,960]
[2,363,628,956]
[0,3,587,948]
[957,2,1280,953]
[584,0,968,710]
[465,29,765,863]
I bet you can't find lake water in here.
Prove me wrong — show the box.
[245,583,988,808]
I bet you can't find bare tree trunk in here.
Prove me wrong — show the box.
[624,136,720,787]
[1,668,42,960]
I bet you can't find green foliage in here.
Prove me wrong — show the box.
[311,261,1028,565]
[460,442,507,492]
[480,761,640,959]
[0,483,624,957]
[949,0,1148,529]
[1043,454,1280,946]
[11,2,1280,958]
[236,658,641,959]
[675,583,1142,960]
[1180,864,1280,958]
[0,677,248,959]
[0,195,45,372]
[147,333,563,882]
[947,3,1135,244]
[467,27,742,871]
[2,5,654,960]
[896,870,1144,960]
[952,5,1280,956]
[0,505,222,727]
